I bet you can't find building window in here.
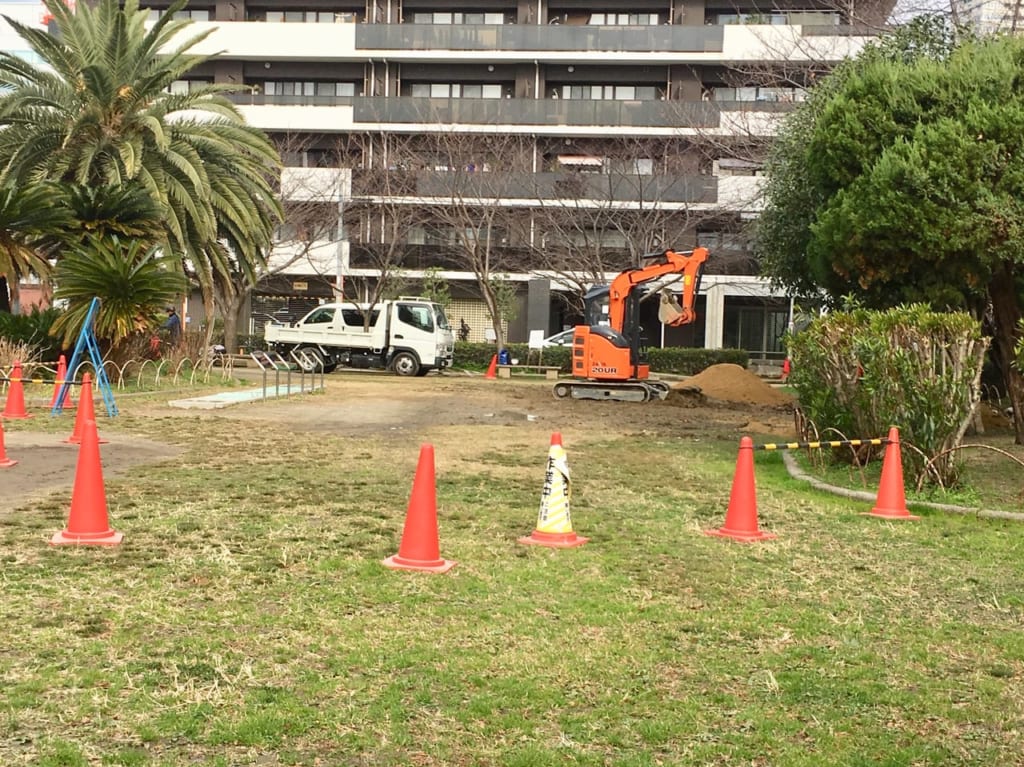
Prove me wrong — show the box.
[264,82,358,98]
[697,229,752,252]
[148,9,210,21]
[280,149,339,168]
[712,86,806,102]
[715,11,840,25]
[263,10,339,23]
[589,13,661,25]
[410,83,503,99]
[167,79,210,95]
[561,85,658,101]
[411,12,505,24]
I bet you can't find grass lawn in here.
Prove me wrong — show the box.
[1,381,1022,766]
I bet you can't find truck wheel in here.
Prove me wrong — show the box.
[300,346,336,374]
[390,351,420,377]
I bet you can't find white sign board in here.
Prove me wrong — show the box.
[528,330,546,350]
[484,327,497,342]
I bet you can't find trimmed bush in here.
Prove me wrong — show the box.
[788,304,987,486]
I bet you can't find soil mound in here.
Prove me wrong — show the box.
[675,363,794,407]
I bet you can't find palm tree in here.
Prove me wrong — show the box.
[0,0,282,330]
[51,235,186,355]
[0,183,71,312]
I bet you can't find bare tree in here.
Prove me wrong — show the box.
[345,132,429,329]
[212,134,348,350]
[412,130,535,349]
[524,135,729,316]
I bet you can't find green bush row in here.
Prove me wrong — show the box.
[453,341,747,375]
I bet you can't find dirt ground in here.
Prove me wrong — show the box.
[1,364,800,508]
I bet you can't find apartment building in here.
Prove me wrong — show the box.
[955,0,1023,34]
[24,1,894,357]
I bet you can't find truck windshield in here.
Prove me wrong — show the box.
[434,305,451,331]
[397,304,434,331]
[302,307,335,324]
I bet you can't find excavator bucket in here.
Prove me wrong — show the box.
[658,288,685,325]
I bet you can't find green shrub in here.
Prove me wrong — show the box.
[0,307,63,362]
[453,341,746,375]
[788,304,987,486]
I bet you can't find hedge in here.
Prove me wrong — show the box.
[453,341,748,375]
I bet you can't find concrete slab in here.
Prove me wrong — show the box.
[168,384,320,410]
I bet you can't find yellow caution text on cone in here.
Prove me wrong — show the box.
[867,427,919,520]
[519,433,588,548]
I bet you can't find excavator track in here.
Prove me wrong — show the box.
[552,380,671,403]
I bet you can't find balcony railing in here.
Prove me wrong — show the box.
[356,24,725,53]
[226,93,358,107]
[353,97,723,128]
[350,169,716,203]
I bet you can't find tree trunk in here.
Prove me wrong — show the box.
[222,297,242,354]
[988,266,1024,445]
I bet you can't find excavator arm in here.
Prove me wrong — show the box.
[606,248,709,332]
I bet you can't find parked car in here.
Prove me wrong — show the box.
[542,329,576,347]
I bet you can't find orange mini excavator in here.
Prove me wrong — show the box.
[552,247,709,402]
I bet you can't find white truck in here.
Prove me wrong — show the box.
[263,297,455,376]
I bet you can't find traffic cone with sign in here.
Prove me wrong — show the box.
[519,433,588,548]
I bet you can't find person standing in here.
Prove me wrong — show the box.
[163,306,182,345]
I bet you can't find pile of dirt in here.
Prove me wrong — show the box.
[673,363,794,407]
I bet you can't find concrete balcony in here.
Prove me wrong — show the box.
[176,21,875,65]
[281,167,351,202]
[267,240,347,276]
[716,175,767,212]
[236,96,789,136]
[352,170,718,204]
[353,97,721,129]
[355,24,725,54]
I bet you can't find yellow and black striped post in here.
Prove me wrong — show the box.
[756,438,886,452]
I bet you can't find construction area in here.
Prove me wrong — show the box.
[2,364,798,507]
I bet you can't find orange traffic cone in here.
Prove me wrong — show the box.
[0,419,17,468]
[484,354,498,379]
[519,432,588,548]
[2,360,33,419]
[49,355,75,409]
[868,427,919,520]
[65,373,107,445]
[51,418,123,546]
[781,357,791,382]
[383,444,457,573]
[705,436,777,542]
